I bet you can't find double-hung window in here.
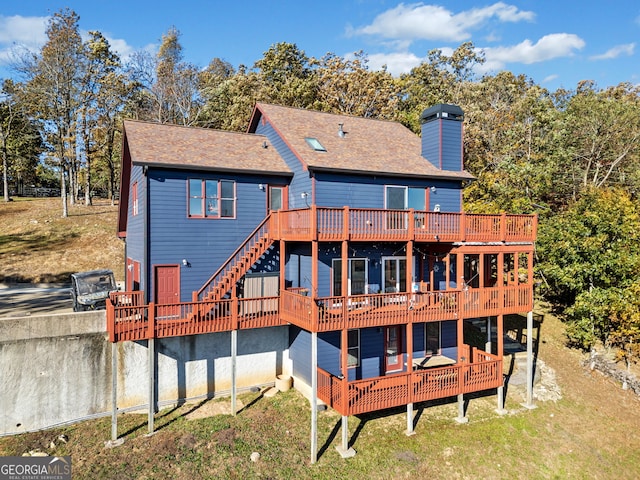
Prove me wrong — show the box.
[188,179,235,218]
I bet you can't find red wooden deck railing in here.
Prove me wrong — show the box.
[108,284,533,342]
[317,348,503,416]
[107,292,283,343]
[272,207,537,243]
[195,215,273,302]
[280,285,532,333]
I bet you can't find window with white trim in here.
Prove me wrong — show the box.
[385,185,426,210]
[188,179,235,218]
[332,258,368,296]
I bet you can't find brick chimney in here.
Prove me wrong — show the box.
[420,104,464,171]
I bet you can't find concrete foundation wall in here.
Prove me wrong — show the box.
[0,312,290,436]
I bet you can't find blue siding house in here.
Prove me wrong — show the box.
[113,103,537,460]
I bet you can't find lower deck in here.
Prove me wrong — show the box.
[317,346,501,416]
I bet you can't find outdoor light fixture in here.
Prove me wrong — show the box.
[182,259,190,267]
[434,204,441,213]
[430,186,437,193]
[259,184,265,190]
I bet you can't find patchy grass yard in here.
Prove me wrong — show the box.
[1,309,639,479]
[0,197,123,283]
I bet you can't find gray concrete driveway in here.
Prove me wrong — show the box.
[0,286,74,318]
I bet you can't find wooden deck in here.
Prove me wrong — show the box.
[107,285,532,342]
[280,285,532,333]
[317,347,503,416]
[106,294,284,343]
[271,207,537,243]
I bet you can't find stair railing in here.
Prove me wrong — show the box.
[194,214,272,302]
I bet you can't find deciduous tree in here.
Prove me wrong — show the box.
[17,8,83,217]
[313,51,399,118]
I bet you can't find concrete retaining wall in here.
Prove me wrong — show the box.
[0,311,290,436]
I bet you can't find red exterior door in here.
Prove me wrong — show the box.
[154,265,180,304]
[385,326,403,373]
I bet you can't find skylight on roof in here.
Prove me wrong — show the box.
[305,137,326,152]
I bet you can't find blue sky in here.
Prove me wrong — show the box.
[0,1,638,92]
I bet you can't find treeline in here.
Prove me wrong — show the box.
[2,9,640,363]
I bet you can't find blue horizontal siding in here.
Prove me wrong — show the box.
[429,181,462,212]
[146,168,289,301]
[255,120,311,210]
[314,172,461,212]
[421,120,463,172]
[441,320,458,360]
[289,322,458,386]
[315,174,384,209]
[289,242,425,298]
[127,165,147,292]
[289,327,311,384]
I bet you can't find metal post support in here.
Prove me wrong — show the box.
[231,329,237,416]
[523,310,537,409]
[496,313,506,414]
[311,332,318,464]
[496,385,506,414]
[148,338,155,435]
[406,403,415,435]
[455,393,468,423]
[336,415,356,458]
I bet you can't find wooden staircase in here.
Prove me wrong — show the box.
[194,215,274,302]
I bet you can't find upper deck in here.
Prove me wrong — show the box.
[271,207,536,243]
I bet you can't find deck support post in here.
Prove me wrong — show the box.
[496,313,507,415]
[455,393,468,423]
[522,310,537,409]
[147,337,155,435]
[405,403,415,436]
[311,331,318,464]
[231,329,237,416]
[336,415,356,458]
[496,385,506,414]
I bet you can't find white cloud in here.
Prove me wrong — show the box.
[0,15,48,48]
[542,74,559,84]
[0,14,48,67]
[482,33,585,67]
[355,33,585,77]
[0,13,146,70]
[350,2,534,43]
[589,43,635,61]
[364,51,424,75]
